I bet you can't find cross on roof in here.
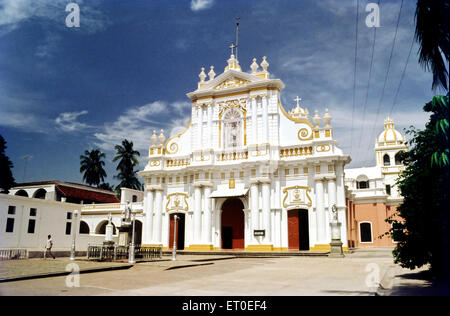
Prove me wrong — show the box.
[294,96,302,107]
[229,43,236,55]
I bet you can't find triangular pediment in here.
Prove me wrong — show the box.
[214,77,251,90]
[198,70,264,91]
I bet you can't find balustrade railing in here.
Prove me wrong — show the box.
[0,249,28,261]
[280,146,313,158]
[86,244,162,261]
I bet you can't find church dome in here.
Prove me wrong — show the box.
[377,117,405,145]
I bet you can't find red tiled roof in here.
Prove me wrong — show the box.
[56,185,119,203]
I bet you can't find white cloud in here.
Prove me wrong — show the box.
[55,110,91,132]
[190,0,214,12]
[0,0,110,36]
[93,101,191,154]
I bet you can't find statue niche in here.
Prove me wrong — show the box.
[223,108,243,149]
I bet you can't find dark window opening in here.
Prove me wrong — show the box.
[6,218,14,233]
[65,222,72,235]
[27,219,36,234]
[8,206,16,215]
[360,222,372,243]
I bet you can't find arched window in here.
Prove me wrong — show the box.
[15,190,29,197]
[79,221,90,234]
[132,195,138,203]
[356,175,370,189]
[33,188,47,199]
[359,222,373,243]
[383,154,391,166]
[95,221,117,235]
[395,151,404,165]
[223,108,242,149]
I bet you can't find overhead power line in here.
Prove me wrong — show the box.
[349,0,360,158]
[367,0,404,152]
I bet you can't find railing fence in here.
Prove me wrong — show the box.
[87,244,162,261]
[0,249,28,261]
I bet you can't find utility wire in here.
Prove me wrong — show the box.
[355,0,380,164]
[367,0,403,152]
[349,0,360,158]
[389,34,415,117]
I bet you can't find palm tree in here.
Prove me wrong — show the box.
[0,135,15,193]
[80,149,107,187]
[415,0,449,91]
[113,139,142,191]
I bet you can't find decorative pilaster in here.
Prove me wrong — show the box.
[261,181,272,244]
[315,178,326,244]
[335,162,348,248]
[153,189,163,244]
[198,105,203,149]
[203,185,212,244]
[143,189,154,244]
[327,177,337,241]
[251,96,258,144]
[194,185,202,243]
[262,95,269,143]
[250,182,259,244]
[207,103,213,148]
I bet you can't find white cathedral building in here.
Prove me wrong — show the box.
[1,53,409,253]
[135,53,351,252]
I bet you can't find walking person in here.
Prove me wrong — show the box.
[44,235,55,259]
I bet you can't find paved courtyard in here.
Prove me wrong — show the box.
[0,248,442,296]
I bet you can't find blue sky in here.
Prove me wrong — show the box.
[0,0,439,186]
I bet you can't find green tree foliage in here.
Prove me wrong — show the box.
[113,139,142,192]
[387,95,449,279]
[80,149,108,187]
[0,135,15,193]
[415,0,449,91]
[98,182,114,191]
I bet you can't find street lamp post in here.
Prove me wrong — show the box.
[129,205,136,264]
[70,209,79,261]
[172,215,178,261]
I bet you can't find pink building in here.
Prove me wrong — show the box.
[345,118,407,248]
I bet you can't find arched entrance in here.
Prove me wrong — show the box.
[221,198,245,249]
[169,213,185,250]
[288,209,310,250]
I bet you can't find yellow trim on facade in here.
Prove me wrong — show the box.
[245,245,274,251]
[278,101,314,129]
[272,247,289,251]
[310,244,331,251]
[164,120,192,155]
[185,244,215,251]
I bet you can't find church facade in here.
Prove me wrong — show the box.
[138,53,351,252]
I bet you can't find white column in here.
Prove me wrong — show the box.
[153,189,163,244]
[215,208,221,249]
[207,103,213,148]
[194,185,202,243]
[262,181,271,244]
[144,189,154,244]
[251,97,258,144]
[327,177,337,242]
[250,182,259,243]
[203,185,212,244]
[198,105,203,149]
[335,162,348,247]
[262,95,269,143]
[315,179,326,244]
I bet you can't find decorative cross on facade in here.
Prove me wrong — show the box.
[294,96,302,107]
